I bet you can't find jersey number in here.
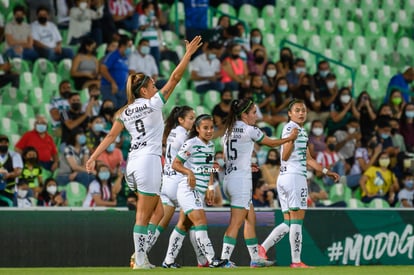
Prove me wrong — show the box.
[227,139,237,160]
[166,144,172,163]
[135,119,146,138]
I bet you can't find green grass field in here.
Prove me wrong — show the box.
[0,266,413,275]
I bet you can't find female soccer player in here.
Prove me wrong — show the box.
[259,99,340,268]
[220,98,298,267]
[85,36,203,269]
[165,114,226,268]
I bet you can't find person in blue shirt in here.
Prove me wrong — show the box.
[384,66,414,103]
[100,35,133,110]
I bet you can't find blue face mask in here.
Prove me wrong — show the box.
[35,124,47,133]
[124,47,132,57]
[140,46,150,55]
[278,85,288,93]
[405,111,414,118]
[404,180,414,189]
[380,133,390,139]
[107,143,115,153]
[99,171,111,181]
[93,123,104,133]
[251,36,261,44]
[149,10,155,17]
[319,70,329,78]
[77,134,86,145]
[207,53,216,60]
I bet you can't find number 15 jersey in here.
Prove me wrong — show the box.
[223,121,264,178]
[118,92,165,160]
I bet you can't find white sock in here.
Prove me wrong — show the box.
[164,227,186,264]
[147,228,162,253]
[133,225,148,266]
[262,223,290,251]
[221,235,236,260]
[194,225,215,263]
[146,223,157,253]
[245,238,260,261]
[289,223,302,263]
[190,228,208,265]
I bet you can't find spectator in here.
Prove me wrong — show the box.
[85,116,106,154]
[248,28,267,63]
[220,43,249,93]
[356,91,376,141]
[4,4,38,62]
[268,77,291,125]
[275,47,294,78]
[251,73,272,114]
[138,1,161,69]
[31,6,74,62]
[56,128,93,188]
[96,138,125,178]
[375,117,400,159]
[307,169,347,207]
[262,61,278,94]
[286,58,307,90]
[82,84,103,117]
[260,149,280,192]
[91,0,118,45]
[100,34,132,110]
[398,172,414,208]
[82,163,121,207]
[385,66,414,103]
[99,100,116,129]
[389,117,407,153]
[386,89,406,119]
[308,119,327,159]
[0,135,23,207]
[319,72,338,114]
[334,118,361,167]
[67,0,103,45]
[190,41,224,94]
[71,38,101,90]
[252,179,274,208]
[313,60,331,95]
[184,0,209,43]
[326,87,360,135]
[37,178,68,206]
[399,102,414,152]
[0,53,19,89]
[60,92,94,147]
[19,147,43,197]
[294,73,323,123]
[209,14,230,45]
[248,48,267,76]
[13,179,34,208]
[109,0,139,34]
[377,103,393,119]
[49,80,72,130]
[359,151,398,204]
[15,115,59,172]
[212,89,232,136]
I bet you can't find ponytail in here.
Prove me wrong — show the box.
[163,105,193,145]
[223,98,255,141]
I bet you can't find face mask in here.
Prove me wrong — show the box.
[295,67,306,74]
[26,157,37,163]
[71,103,82,111]
[36,124,47,133]
[254,56,265,64]
[79,2,87,9]
[348,127,356,134]
[127,203,136,211]
[103,107,114,115]
[16,17,24,24]
[319,70,329,78]
[405,180,414,189]
[93,123,104,132]
[251,36,261,44]
[216,158,225,167]
[62,91,71,99]
[0,145,8,154]
[140,46,150,55]
[231,54,239,60]
[327,143,336,151]
[327,81,336,89]
[405,111,414,118]
[107,143,115,153]
[222,99,231,105]
[124,47,132,57]
[264,69,276,78]
[380,133,390,139]
[38,16,47,24]
[268,159,278,165]
[99,171,111,181]
[312,127,324,136]
[379,158,390,168]
[91,95,99,100]
[278,85,288,93]
[149,10,155,17]
[17,189,28,198]
[207,53,216,60]
[47,185,57,195]
[239,51,247,60]
[77,134,86,145]
[368,141,377,149]
[391,97,402,105]
[281,54,291,62]
[340,95,351,104]
[391,128,398,135]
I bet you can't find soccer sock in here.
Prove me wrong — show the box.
[133,225,148,266]
[146,223,157,252]
[164,227,187,264]
[221,235,236,260]
[245,237,260,261]
[289,220,303,263]
[262,221,290,251]
[194,225,215,263]
[190,227,208,265]
[150,225,164,251]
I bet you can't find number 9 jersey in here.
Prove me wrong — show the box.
[118,92,165,160]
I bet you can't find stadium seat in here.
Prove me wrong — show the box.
[382,0,400,12]
[179,89,201,106]
[0,86,28,105]
[1,117,19,136]
[10,58,30,73]
[262,33,279,60]
[351,36,371,58]
[329,183,352,203]
[337,0,357,17]
[32,58,55,83]
[385,22,406,40]
[160,60,176,77]
[57,58,72,81]
[28,87,50,109]
[316,0,335,16]
[365,50,386,75]
[284,6,301,27]
[395,10,411,28]
[43,72,62,97]
[342,21,363,38]
[368,198,390,208]
[12,102,35,129]
[366,78,385,107]
[377,65,397,83]
[96,43,107,59]
[342,49,362,69]
[364,21,382,39]
[373,9,390,27]
[274,18,294,41]
[306,34,326,54]
[306,7,322,26]
[194,105,210,116]
[203,89,221,111]
[275,0,291,9]
[347,198,366,208]
[217,2,237,17]
[169,0,185,24]
[0,104,13,118]
[373,36,394,58]
[403,0,414,16]
[319,20,339,38]
[274,122,287,139]
[19,72,39,93]
[328,35,348,58]
[328,8,346,29]
[65,181,87,207]
[238,4,259,27]
[360,0,377,14]
[334,66,352,87]
[162,30,180,48]
[296,20,316,43]
[396,37,414,61]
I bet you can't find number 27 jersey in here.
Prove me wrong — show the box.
[118,92,165,160]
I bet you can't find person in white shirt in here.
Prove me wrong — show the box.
[138,2,161,70]
[31,6,74,62]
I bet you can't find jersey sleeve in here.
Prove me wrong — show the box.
[150,92,165,110]
[176,140,193,163]
[248,125,265,143]
[281,123,297,139]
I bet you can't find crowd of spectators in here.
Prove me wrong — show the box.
[0,1,413,209]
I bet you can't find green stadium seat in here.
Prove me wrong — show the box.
[96,43,107,59]
[366,78,385,106]
[396,37,414,63]
[1,117,19,136]
[238,4,259,27]
[334,66,352,87]
[373,36,394,58]
[274,122,287,139]
[203,89,221,111]
[261,4,278,32]
[32,58,55,84]
[395,10,411,28]
[364,21,383,39]
[382,0,400,11]
[385,22,407,40]
[403,0,414,16]
[368,198,390,208]
[162,30,180,48]
[354,65,372,94]
[0,86,28,105]
[286,34,300,46]
[42,72,62,98]
[316,0,335,16]
[351,36,371,58]
[337,0,357,17]
[296,20,317,42]
[65,181,87,207]
[377,65,397,83]
[194,105,210,116]
[252,18,270,35]
[162,93,178,118]
[329,182,352,203]
[217,3,237,17]
[10,58,30,73]
[57,58,72,82]
[179,89,201,106]
[328,35,348,58]
[342,21,363,38]
[284,6,301,27]
[306,34,326,54]
[0,104,13,118]
[28,87,50,110]
[328,8,346,29]
[275,18,294,40]
[160,60,176,77]
[373,9,390,27]
[275,0,291,9]
[12,102,35,126]
[19,72,40,93]
[319,20,340,38]
[262,33,279,60]
[360,0,377,14]
[347,198,366,208]
[306,7,323,27]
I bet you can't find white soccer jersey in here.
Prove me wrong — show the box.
[280,121,308,177]
[164,125,188,176]
[176,136,215,194]
[223,120,264,177]
[118,92,165,159]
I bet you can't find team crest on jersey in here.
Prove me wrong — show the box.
[185,151,191,156]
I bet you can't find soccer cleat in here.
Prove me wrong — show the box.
[197,262,209,268]
[222,259,237,268]
[162,262,181,268]
[132,262,154,269]
[129,253,135,268]
[258,244,268,260]
[209,258,227,268]
[144,254,156,268]
[250,258,274,268]
[290,262,312,268]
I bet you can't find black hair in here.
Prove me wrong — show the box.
[68,92,80,100]
[138,38,150,45]
[59,80,71,91]
[188,114,213,140]
[163,106,194,145]
[22,146,39,162]
[66,128,85,146]
[287,98,305,112]
[77,37,96,54]
[13,4,26,14]
[295,58,306,64]
[223,98,255,140]
[318,60,329,69]
[265,148,280,165]
[118,34,131,47]
[36,5,49,14]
